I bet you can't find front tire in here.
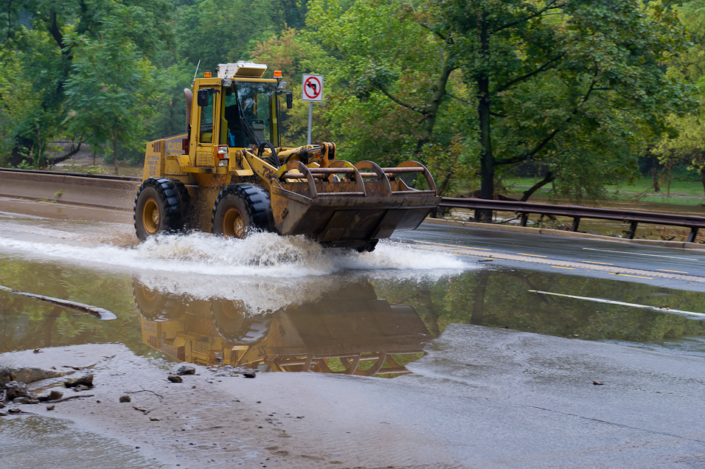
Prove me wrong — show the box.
[134,178,190,240]
[212,185,272,238]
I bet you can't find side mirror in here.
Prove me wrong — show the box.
[197,89,209,107]
[286,92,293,109]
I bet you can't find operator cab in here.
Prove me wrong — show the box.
[193,61,291,157]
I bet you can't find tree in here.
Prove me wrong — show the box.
[250,27,325,146]
[1,0,172,167]
[0,52,35,166]
[175,0,294,71]
[300,0,476,194]
[655,0,705,194]
[436,0,697,212]
[64,7,156,175]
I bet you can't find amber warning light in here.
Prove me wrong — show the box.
[213,145,229,166]
[204,70,212,78]
[273,70,282,78]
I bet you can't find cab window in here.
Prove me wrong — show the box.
[223,83,279,148]
[199,89,215,143]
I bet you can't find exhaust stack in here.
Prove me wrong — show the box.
[184,88,193,135]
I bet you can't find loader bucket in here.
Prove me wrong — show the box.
[269,160,440,249]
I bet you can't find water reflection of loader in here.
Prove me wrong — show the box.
[133,280,431,377]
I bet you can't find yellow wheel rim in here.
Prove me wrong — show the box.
[142,198,160,235]
[222,208,246,238]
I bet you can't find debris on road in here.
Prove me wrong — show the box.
[5,381,28,401]
[176,365,195,375]
[64,373,94,388]
[38,390,63,402]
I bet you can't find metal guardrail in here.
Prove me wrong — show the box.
[439,198,705,243]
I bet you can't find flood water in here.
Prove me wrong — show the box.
[2,230,705,374]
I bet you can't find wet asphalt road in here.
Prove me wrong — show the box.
[3,195,705,280]
[394,223,705,278]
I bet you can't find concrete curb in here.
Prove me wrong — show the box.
[0,170,139,211]
[423,217,705,251]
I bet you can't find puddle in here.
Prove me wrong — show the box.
[2,251,705,375]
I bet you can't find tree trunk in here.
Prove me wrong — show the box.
[113,130,119,175]
[92,148,96,166]
[477,12,493,221]
[415,57,456,153]
[521,171,555,202]
[46,140,84,165]
[652,155,660,193]
[437,170,453,197]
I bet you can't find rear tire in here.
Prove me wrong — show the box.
[134,178,190,240]
[212,185,272,238]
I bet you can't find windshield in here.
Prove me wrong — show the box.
[224,82,279,148]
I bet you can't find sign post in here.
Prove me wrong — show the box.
[301,74,323,145]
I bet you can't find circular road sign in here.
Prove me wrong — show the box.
[302,75,323,102]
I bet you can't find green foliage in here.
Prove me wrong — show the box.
[303,0,469,166]
[250,27,330,146]
[654,1,705,193]
[436,0,698,202]
[175,0,303,70]
[1,0,172,167]
[2,0,703,201]
[64,6,157,173]
[0,53,34,166]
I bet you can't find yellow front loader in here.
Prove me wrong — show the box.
[134,61,440,251]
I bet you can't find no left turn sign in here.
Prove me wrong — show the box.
[302,74,323,102]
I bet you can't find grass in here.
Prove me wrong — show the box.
[499,177,705,206]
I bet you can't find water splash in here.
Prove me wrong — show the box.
[0,232,468,279]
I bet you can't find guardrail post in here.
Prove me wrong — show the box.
[571,217,581,232]
[688,227,699,243]
[520,213,529,227]
[627,221,638,240]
